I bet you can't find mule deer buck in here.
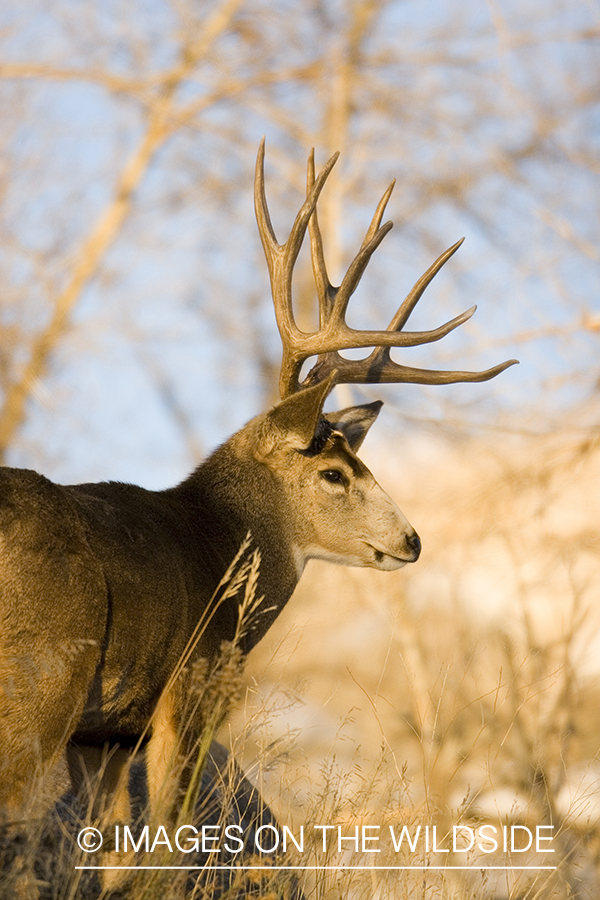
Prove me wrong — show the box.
[0,140,517,868]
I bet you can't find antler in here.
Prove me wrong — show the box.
[254,138,518,399]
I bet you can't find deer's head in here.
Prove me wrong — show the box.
[247,141,517,574]
[251,378,420,574]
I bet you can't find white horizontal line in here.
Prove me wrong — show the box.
[76,865,557,871]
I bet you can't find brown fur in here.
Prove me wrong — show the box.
[0,384,419,830]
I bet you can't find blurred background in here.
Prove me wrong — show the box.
[0,0,598,896]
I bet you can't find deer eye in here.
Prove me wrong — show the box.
[320,469,345,485]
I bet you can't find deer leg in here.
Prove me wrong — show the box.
[67,743,134,893]
[0,639,98,899]
[66,743,131,821]
[145,685,184,824]
[0,634,101,808]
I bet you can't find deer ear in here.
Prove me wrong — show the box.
[324,400,383,451]
[255,374,336,458]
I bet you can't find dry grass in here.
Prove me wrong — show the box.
[1,431,599,899]
[227,429,600,900]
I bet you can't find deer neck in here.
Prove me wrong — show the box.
[174,426,299,652]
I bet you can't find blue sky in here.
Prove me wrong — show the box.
[0,0,597,487]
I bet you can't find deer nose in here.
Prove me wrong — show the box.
[406,531,421,561]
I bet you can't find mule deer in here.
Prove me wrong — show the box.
[0,141,517,847]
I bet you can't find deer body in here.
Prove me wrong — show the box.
[0,144,517,887]
[0,388,420,817]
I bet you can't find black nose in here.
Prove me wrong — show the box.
[407,531,421,561]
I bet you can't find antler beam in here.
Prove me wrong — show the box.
[254,139,518,399]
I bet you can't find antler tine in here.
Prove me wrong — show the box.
[307,159,397,327]
[286,151,339,272]
[367,238,469,373]
[255,139,340,398]
[390,238,465,333]
[304,353,518,389]
[254,137,278,261]
[307,149,333,326]
[333,218,394,318]
[362,180,396,246]
[255,139,338,298]
[331,182,395,323]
